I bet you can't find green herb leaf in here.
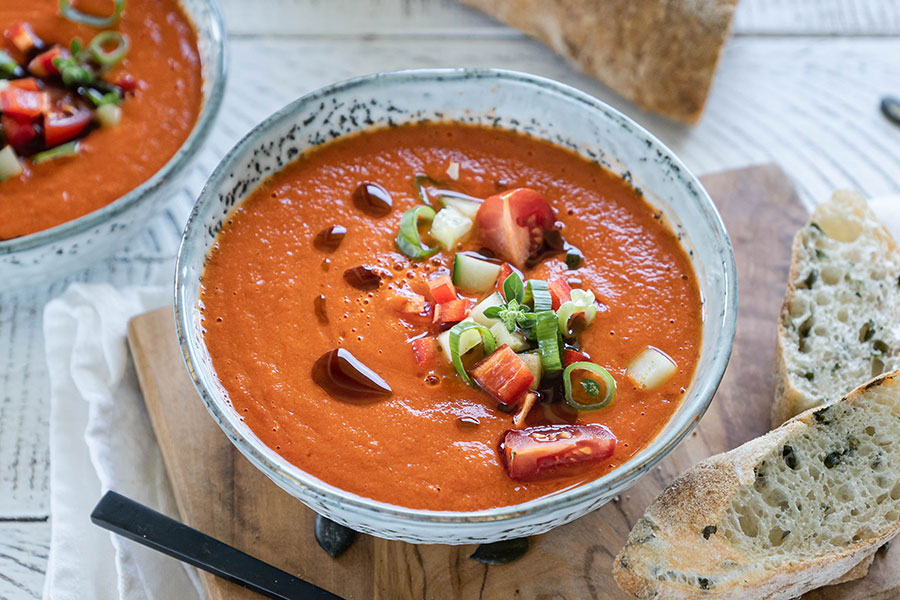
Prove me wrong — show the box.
[503,273,525,304]
[482,306,501,319]
[580,378,601,397]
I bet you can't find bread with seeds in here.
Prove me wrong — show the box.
[613,371,900,600]
[773,190,900,426]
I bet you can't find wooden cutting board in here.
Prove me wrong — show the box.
[127,164,900,600]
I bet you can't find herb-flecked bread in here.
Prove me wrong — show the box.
[613,371,900,600]
[773,190,900,426]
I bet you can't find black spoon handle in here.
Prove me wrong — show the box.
[90,491,344,600]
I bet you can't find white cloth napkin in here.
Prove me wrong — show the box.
[40,195,900,598]
[42,283,202,600]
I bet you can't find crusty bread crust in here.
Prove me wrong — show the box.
[459,0,738,124]
[614,372,900,600]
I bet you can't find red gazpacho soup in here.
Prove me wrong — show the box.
[201,124,702,511]
[0,0,203,240]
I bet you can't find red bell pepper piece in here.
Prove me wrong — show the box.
[563,349,591,366]
[471,344,534,406]
[4,22,44,55]
[427,274,457,304]
[115,73,139,94]
[28,46,67,78]
[433,299,469,324]
[411,337,435,365]
[494,263,514,298]
[1,114,39,150]
[548,277,572,310]
[503,424,616,480]
[0,87,48,119]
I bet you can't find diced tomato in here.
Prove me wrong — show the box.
[475,188,556,268]
[503,424,616,480]
[27,46,67,78]
[548,277,572,310]
[1,114,39,150]
[411,337,435,365]
[433,299,469,324]
[8,78,40,91]
[43,99,92,147]
[115,73,138,94]
[471,344,534,406]
[4,22,44,55]
[0,87,48,119]
[427,274,457,304]
[494,263,514,298]
[563,349,591,366]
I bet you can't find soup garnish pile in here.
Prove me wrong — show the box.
[201,124,702,510]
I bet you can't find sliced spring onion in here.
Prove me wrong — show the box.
[0,50,22,79]
[534,310,563,373]
[449,321,496,385]
[563,361,616,411]
[395,205,438,259]
[414,174,440,206]
[95,103,122,127]
[88,31,130,70]
[59,0,126,28]
[430,206,472,250]
[627,346,677,390]
[32,141,81,164]
[524,280,552,312]
[557,289,598,337]
[0,146,24,181]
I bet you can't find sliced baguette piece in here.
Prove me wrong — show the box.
[773,190,900,426]
[614,371,900,600]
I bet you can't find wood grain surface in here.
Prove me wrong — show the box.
[125,164,900,600]
[6,0,900,594]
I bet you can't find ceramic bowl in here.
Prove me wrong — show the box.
[176,69,738,544]
[0,0,226,290]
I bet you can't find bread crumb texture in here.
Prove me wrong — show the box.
[614,373,900,599]
[776,190,900,423]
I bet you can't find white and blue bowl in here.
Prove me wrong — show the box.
[0,0,226,290]
[175,69,738,544]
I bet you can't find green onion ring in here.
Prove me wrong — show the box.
[413,174,440,207]
[449,321,496,385]
[534,310,563,372]
[59,0,126,28]
[525,280,552,312]
[88,31,130,70]
[32,141,81,165]
[563,361,616,411]
[395,205,439,259]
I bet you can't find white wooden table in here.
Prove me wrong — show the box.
[2,0,899,596]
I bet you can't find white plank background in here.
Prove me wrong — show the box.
[2,0,900,596]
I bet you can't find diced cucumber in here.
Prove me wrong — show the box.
[437,195,481,219]
[627,346,677,390]
[470,292,504,327]
[0,146,23,182]
[437,318,480,363]
[489,322,529,352]
[430,206,472,250]
[518,352,543,389]
[452,253,502,292]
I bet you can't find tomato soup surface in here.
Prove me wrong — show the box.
[201,124,702,511]
[0,0,203,239]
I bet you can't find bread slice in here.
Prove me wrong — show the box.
[773,190,900,426]
[613,371,900,600]
[459,0,738,124]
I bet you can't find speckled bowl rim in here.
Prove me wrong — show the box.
[176,68,738,525]
[0,0,227,256]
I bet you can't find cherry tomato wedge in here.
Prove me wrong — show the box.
[475,188,556,269]
[1,113,39,150]
[0,87,48,119]
[503,424,616,480]
[44,100,92,147]
[471,344,533,406]
[427,274,457,304]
